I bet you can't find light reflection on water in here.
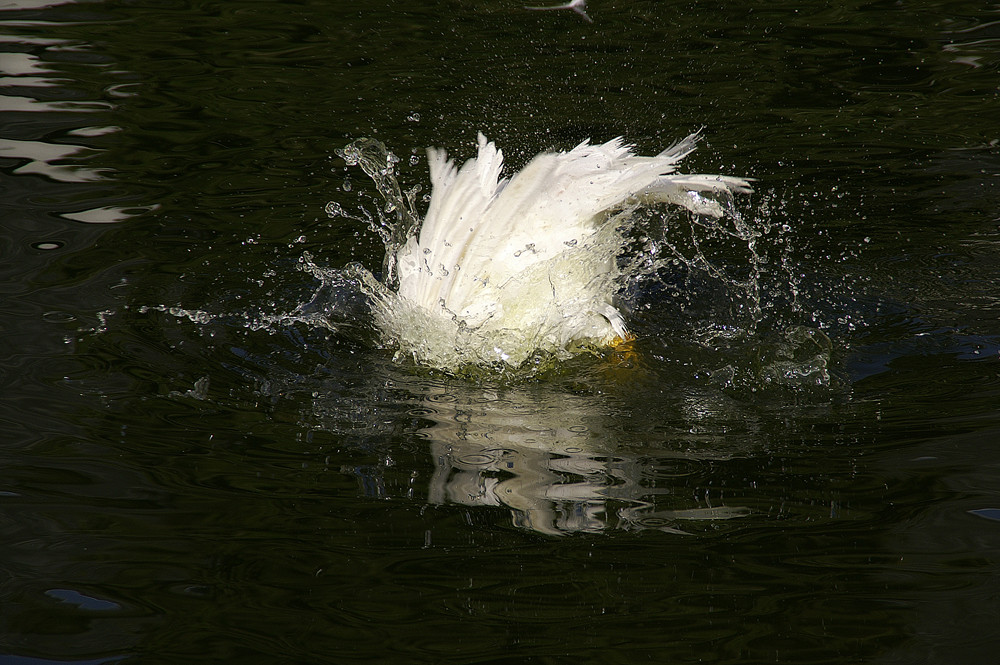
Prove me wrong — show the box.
[410,383,750,536]
[299,353,858,539]
[0,136,107,180]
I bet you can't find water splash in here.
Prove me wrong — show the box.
[332,132,823,382]
[140,252,374,338]
[334,137,421,289]
[119,130,839,394]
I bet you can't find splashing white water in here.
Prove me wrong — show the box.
[336,131,752,372]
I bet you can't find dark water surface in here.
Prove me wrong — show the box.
[3,0,1000,662]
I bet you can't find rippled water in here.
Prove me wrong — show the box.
[3,0,1000,663]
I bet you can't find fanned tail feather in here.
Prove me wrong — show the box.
[386,130,751,367]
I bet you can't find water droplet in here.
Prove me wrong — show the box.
[324,201,346,218]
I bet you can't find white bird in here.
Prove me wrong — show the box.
[524,0,594,23]
[376,131,751,370]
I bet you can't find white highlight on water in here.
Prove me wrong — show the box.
[524,0,594,23]
[340,131,751,372]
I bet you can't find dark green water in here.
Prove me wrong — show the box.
[3,0,1000,662]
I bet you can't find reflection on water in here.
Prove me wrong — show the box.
[314,370,751,536]
[0,136,107,180]
[0,4,127,228]
[419,386,750,536]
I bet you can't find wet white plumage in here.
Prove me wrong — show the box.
[380,131,751,368]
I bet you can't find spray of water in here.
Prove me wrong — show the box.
[127,131,838,393]
[136,140,832,393]
[329,132,802,380]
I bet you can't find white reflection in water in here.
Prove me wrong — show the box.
[0,51,53,77]
[0,94,111,113]
[299,359,751,537]
[0,137,108,181]
[1,28,117,181]
[60,203,160,224]
[0,0,80,9]
[411,383,749,536]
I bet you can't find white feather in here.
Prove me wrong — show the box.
[386,131,751,367]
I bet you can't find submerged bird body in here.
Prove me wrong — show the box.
[379,132,750,368]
